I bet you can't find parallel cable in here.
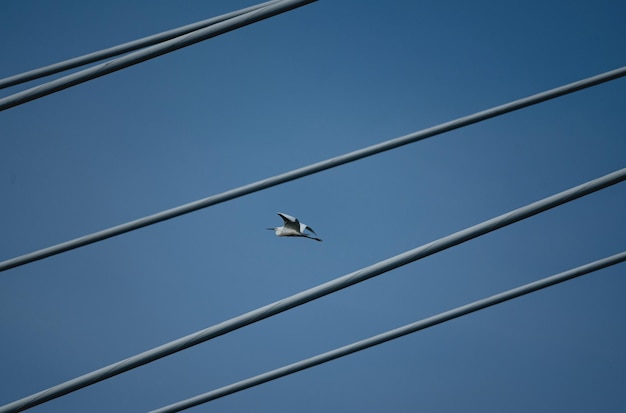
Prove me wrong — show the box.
[0,0,316,111]
[1,66,625,272]
[0,0,281,90]
[1,168,624,413]
[151,250,626,412]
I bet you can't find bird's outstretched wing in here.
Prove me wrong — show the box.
[277,212,300,231]
[301,223,317,235]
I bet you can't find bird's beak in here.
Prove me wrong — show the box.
[266,228,275,230]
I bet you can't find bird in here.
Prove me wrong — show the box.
[267,212,322,242]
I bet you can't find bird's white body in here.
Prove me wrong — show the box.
[268,212,322,242]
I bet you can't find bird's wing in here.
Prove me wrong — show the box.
[278,213,300,231]
[301,223,317,235]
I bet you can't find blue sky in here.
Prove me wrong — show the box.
[1,1,625,412]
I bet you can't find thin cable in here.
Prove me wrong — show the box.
[0,0,316,111]
[1,168,624,413]
[150,250,626,412]
[0,0,281,90]
[1,66,625,272]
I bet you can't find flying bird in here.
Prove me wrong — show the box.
[267,212,322,242]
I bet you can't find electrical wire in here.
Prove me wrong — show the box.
[0,0,282,90]
[1,167,624,413]
[1,5,624,412]
[1,66,625,272]
[150,250,626,412]
[0,0,316,111]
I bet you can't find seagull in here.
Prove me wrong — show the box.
[267,212,322,242]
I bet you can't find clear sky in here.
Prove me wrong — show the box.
[1,1,625,412]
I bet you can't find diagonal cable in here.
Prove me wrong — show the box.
[1,167,624,413]
[1,66,625,272]
[0,0,316,111]
[151,250,626,412]
[0,0,281,90]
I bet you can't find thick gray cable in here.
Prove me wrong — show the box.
[0,0,316,111]
[151,250,626,412]
[0,0,281,90]
[1,168,624,413]
[1,66,625,272]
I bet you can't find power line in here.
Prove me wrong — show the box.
[2,4,622,412]
[1,66,625,272]
[150,250,626,412]
[0,0,281,90]
[1,167,624,413]
[0,0,316,111]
